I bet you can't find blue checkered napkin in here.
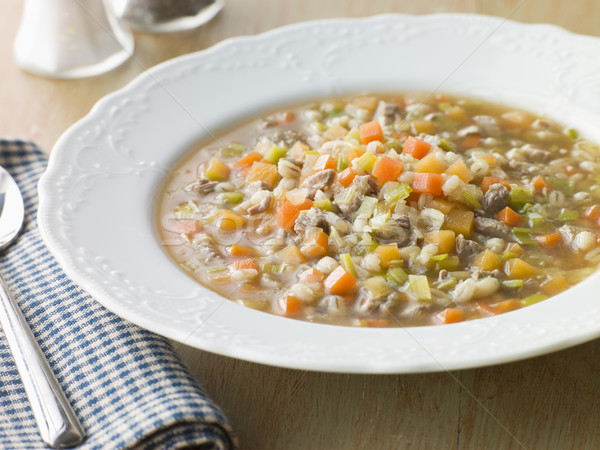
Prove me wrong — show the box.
[0,139,237,449]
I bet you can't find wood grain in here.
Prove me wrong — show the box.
[3,0,600,448]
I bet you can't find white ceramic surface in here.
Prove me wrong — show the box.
[38,14,600,373]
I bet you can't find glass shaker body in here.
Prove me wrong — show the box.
[14,0,134,79]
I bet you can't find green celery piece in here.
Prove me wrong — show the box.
[520,293,548,306]
[313,198,334,211]
[384,183,412,205]
[387,267,408,286]
[407,275,432,301]
[430,253,448,262]
[384,139,402,152]
[345,127,361,142]
[264,144,288,164]
[325,106,344,117]
[439,138,455,152]
[502,279,524,289]
[340,253,357,277]
[448,270,471,280]
[437,255,460,271]
[335,185,358,205]
[220,143,246,157]
[262,263,283,273]
[354,152,377,172]
[462,190,482,209]
[512,227,538,246]
[557,209,579,221]
[508,185,534,211]
[219,192,244,205]
[435,278,457,291]
[356,196,378,218]
[567,128,579,139]
[546,178,574,195]
[337,154,348,171]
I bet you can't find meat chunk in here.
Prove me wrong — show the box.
[259,129,305,148]
[334,175,377,214]
[473,115,501,137]
[247,191,273,215]
[482,183,509,215]
[293,207,329,236]
[192,233,222,264]
[303,169,336,200]
[375,100,400,126]
[373,214,413,245]
[184,178,218,194]
[474,217,511,239]
[456,234,482,263]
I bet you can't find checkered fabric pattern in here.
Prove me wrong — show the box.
[0,139,237,449]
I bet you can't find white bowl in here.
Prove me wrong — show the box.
[38,14,600,373]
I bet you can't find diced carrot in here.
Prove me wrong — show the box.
[411,173,443,196]
[279,295,303,316]
[532,175,550,194]
[276,198,313,230]
[492,299,521,314]
[232,258,259,271]
[481,176,513,193]
[437,307,464,324]
[324,266,357,295]
[171,219,200,235]
[359,120,384,144]
[246,161,280,187]
[460,135,481,149]
[280,112,296,123]
[564,165,577,176]
[497,207,523,227]
[371,156,405,182]
[313,154,337,171]
[299,268,325,284]
[402,136,431,159]
[337,167,356,188]
[364,319,389,328]
[534,231,563,248]
[230,244,252,257]
[445,159,473,183]
[234,151,262,167]
[583,205,600,222]
[300,229,329,259]
[414,153,447,174]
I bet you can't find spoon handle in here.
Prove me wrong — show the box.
[0,273,86,448]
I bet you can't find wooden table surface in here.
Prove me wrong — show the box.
[2,1,600,448]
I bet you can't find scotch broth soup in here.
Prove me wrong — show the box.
[156,93,600,328]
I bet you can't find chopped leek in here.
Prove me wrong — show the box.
[557,209,579,221]
[313,198,334,212]
[512,227,538,245]
[220,143,246,157]
[437,255,460,271]
[567,128,579,140]
[337,154,348,171]
[508,185,534,211]
[264,144,288,164]
[434,278,457,291]
[175,200,199,219]
[502,279,524,289]
[546,178,574,195]
[356,196,378,218]
[353,151,377,173]
[345,127,361,142]
[462,189,482,209]
[430,253,448,262]
[407,275,432,301]
[386,267,408,286]
[439,138,455,152]
[334,185,358,205]
[205,264,227,274]
[383,183,412,205]
[369,212,391,230]
[340,253,357,277]
[262,263,283,273]
[218,192,244,205]
[520,293,548,306]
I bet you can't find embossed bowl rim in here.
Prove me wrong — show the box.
[39,13,600,373]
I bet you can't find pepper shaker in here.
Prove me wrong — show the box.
[109,0,225,33]
[14,0,134,79]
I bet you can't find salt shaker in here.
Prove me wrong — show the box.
[14,0,134,79]
[109,0,225,33]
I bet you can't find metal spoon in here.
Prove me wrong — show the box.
[0,166,85,448]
